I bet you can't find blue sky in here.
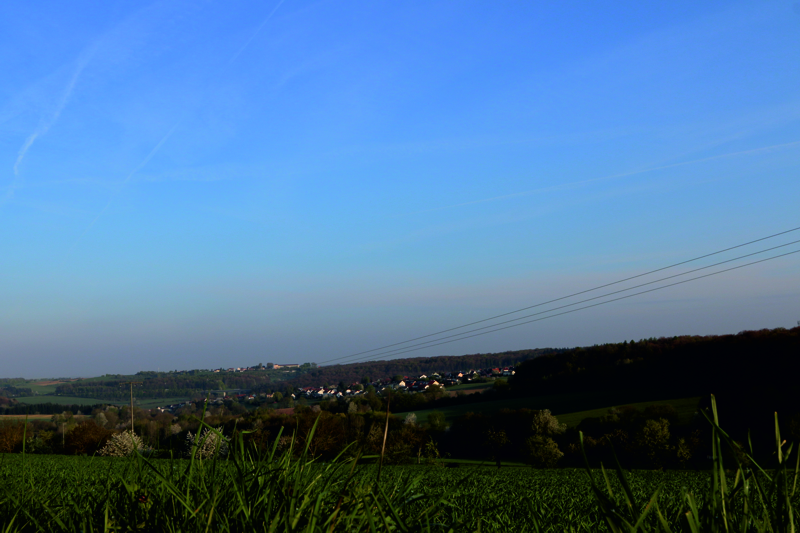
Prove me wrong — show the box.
[1,1,799,378]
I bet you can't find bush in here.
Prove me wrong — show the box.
[99,431,152,457]
[185,427,229,459]
[64,421,113,455]
[0,422,25,453]
[635,418,672,468]
[523,435,563,468]
[530,409,566,436]
[427,411,447,432]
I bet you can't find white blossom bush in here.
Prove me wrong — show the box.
[99,431,153,457]
[185,427,229,459]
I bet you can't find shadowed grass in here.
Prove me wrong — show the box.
[0,396,798,531]
[0,405,464,532]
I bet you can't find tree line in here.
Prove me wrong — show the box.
[354,327,800,453]
[509,326,800,449]
[0,402,106,415]
[0,397,727,471]
[53,373,274,400]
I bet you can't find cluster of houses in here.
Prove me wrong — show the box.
[152,366,515,412]
[295,366,515,400]
[212,363,301,373]
[154,400,200,413]
[163,363,303,375]
[155,391,272,413]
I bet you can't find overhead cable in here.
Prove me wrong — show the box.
[321,224,800,365]
[320,247,800,365]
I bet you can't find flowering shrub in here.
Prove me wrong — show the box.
[185,427,229,459]
[99,431,152,457]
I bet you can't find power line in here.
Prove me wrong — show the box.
[320,247,800,365]
[321,225,800,365]
[332,238,800,362]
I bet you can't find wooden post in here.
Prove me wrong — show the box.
[119,381,143,435]
[377,394,391,483]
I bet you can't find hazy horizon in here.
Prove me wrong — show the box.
[2,1,799,378]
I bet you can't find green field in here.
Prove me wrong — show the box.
[0,395,796,533]
[13,395,191,409]
[136,397,192,409]
[0,454,793,532]
[0,454,711,532]
[13,396,125,406]
[22,383,61,394]
[397,390,701,425]
[446,381,494,391]
[556,396,701,427]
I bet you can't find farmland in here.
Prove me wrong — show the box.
[445,382,494,392]
[0,453,716,532]
[556,396,701,427]
[12,395,126,406]
[0,394,798,531]
[397,388,700,425]
[0,450,796,532]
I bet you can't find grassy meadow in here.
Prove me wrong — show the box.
[556,396,701,427]
[398,389,700,425]
[12,396,126,406]
[22,383,62,395]
[445,382,494,392]
[0,454,713,532]
[0,397,798,531]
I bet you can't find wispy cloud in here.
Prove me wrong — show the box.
[3,48,95,205]
[60,0,289,261]
[409,139,800,215]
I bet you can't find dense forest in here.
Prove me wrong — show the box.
[509,327,799,415]
[282,328,800,436]
[391,327,800,450]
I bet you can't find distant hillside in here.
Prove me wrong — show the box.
[0,379,33,397]
[510,327,799,401]
[0,396,18,408]
[388,327,800,444]
[289,348,561,388]
[506,327,800,442]
[52,371,275,401]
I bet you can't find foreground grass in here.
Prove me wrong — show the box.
[0,457,708,532]
[0,397,797,532]
[0,424,459,533]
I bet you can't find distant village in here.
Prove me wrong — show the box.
[154,365,515,413]
[166,362,308,374]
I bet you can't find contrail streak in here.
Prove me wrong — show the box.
[410,139,800,215]
[76,122,180,241]
[67,1,287,255]
[228,0,286,65]
[3,52,93,204]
